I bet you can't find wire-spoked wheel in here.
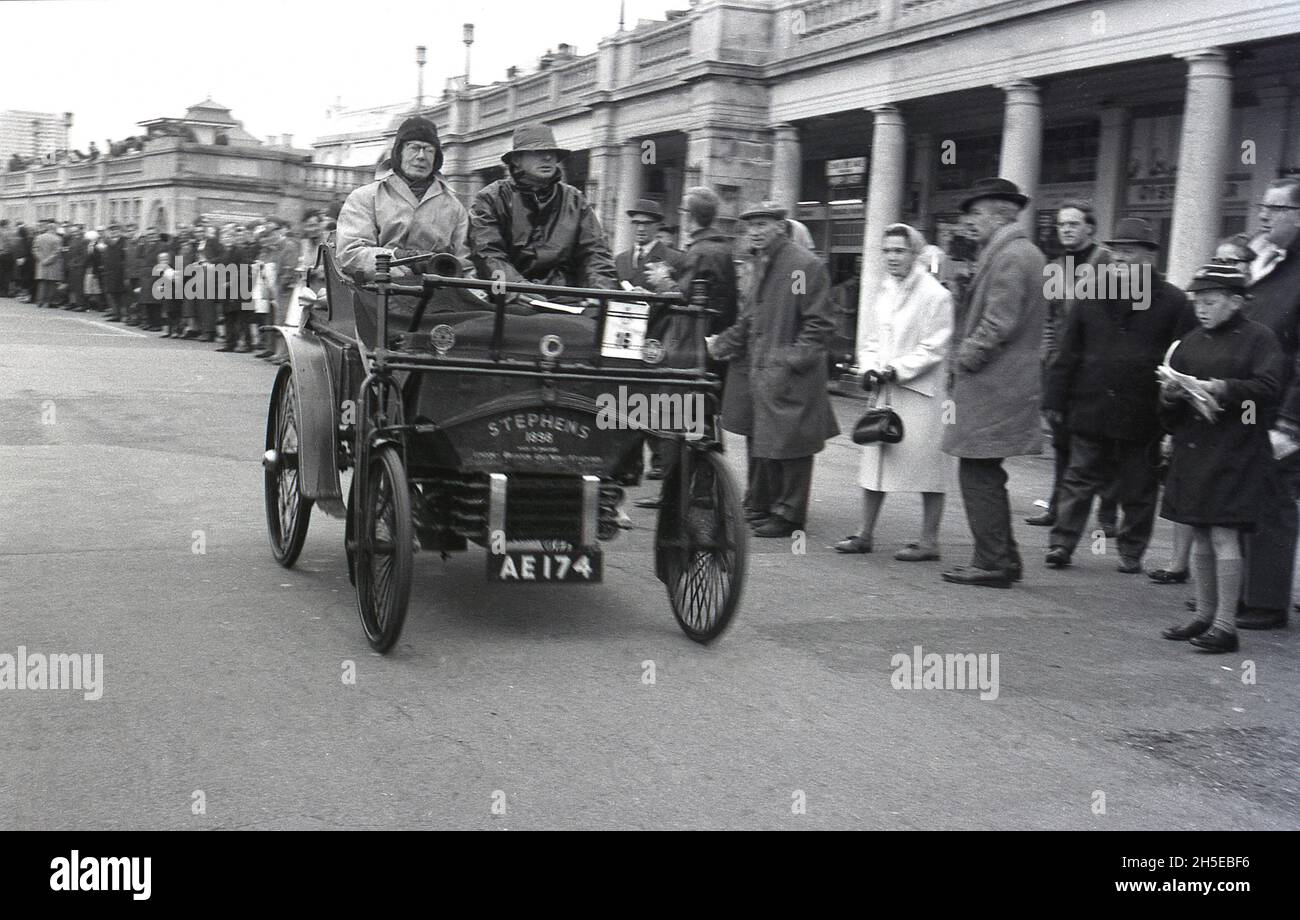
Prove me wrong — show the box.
[654,448,747,642]
[354,445,414,653]
[263,365,313,567]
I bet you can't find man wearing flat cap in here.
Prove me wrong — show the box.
[616,198,676,479]
[1041,216,1188,574]
[708,200,839,538]
[940,177,1047,588]
[336,115,473,282]
[469,123,616,293]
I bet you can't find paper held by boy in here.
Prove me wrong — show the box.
[1159,340,1300,460]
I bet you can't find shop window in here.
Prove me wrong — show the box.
[1041,122,1099,185]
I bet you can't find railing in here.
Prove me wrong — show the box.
[305,163,371,191]
[900,0,990,22]
[67,164,98,184]
[106,158,144,176]
[514,73,553,113]
[477,88,510,123]
[798,0,881,35]
[558,58,597,93]
[637,19,692,72]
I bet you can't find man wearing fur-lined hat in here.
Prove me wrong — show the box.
[336,115,473,282]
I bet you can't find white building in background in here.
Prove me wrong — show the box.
[310,0,1300,296]
[1,110,72,160]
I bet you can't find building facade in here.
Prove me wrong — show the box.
[0,101,370,232]
[311,0,1300,302]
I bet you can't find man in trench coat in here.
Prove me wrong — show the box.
[940,178,1047,588]
[709,201,839,537]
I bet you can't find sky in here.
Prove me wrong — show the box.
[1,0,687,150]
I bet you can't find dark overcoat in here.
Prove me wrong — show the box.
[712,236,839,459]
[940,222,1046,459]
[98,239,128,293]
[1159,313,1283,529]
[1043,275,1187,441]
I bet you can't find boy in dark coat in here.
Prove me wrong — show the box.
[1159,263,1283,653]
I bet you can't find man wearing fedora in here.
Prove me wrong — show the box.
[469,122,617,293]
[336,115,473,282]
[616,200,672,289]
[1041,216,1188,573]
[940,178,1046,588]
[708,201,839,538]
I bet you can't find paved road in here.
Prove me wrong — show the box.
[1,296,1296,830]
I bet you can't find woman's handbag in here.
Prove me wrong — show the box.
[852,384,904,445]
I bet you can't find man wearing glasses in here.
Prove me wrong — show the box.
[1237,177,1300,631]
[336,115,473,282]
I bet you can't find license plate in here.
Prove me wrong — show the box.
[487,549,602,583]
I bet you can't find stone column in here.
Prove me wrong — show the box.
[1167,48,1232,287]
[1093,106,1130,239]
[856,104,907,360]
[998,80,1043,231]
[613,138,643,254]
[769,123,801,218]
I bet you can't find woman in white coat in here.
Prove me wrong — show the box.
[834,223,956,560]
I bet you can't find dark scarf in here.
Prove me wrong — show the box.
[511,167,563,221]
[394,161,434,200]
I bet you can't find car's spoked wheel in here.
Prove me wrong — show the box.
[655,449,747,642]
[355,445,413,653]
[263,366,313,567]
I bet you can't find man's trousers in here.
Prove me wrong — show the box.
[958,457,1022,573]
[751,455,814,527]
[1049,433,1160,560]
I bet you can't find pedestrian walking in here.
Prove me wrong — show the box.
[708,200,839,538]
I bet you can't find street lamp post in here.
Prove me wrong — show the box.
[462,24,475,87]
[415,45,427,111]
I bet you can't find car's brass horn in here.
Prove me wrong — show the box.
[428,253,461,277]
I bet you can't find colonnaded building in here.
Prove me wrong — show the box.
[313,0,1300,294]
[0,100,371,233]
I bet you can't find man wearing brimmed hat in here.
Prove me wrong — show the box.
[939,177,1046,588]
[469,122,616,293]
[1041,216,1189,574]
[336,115,472,282]
[1157,260,1283,653]
[708,200,838,537]
[616,199,667,288]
